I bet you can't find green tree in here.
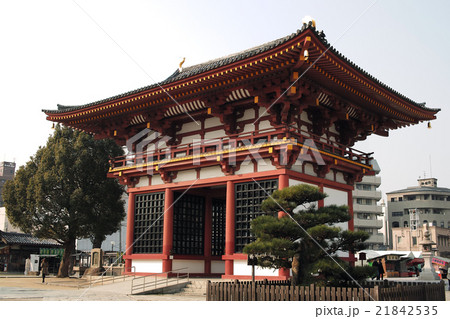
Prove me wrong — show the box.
[3,125,125,277]
[243,184,370,285]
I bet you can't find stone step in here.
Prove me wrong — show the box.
[176,281,208,296]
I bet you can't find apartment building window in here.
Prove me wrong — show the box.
[412,237,417,245]
[356,198,373,205]
[405,195,416,201]
[424,194,430,200]
[392,222,400,228]
[391,197,396,202]
[392,211,403,217]
[404,221,409,227]
[432,220,437,226]
[356,184,372,191]
[397,236,402,243]
[441,221,445,228]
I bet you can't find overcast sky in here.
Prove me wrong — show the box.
[1,0,449,199]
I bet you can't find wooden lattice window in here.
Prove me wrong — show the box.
[173,193,205,255]
[234,179,278,252]
[133,192,165,254]
[211,198,226,256]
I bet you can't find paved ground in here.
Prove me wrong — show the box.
[0,274,449,301]
[0,275,206,301]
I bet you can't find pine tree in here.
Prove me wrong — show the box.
[243,184,373,285]
[3,125,125,277]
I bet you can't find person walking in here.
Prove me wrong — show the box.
[377,259,385,280]
[40,258,49,283]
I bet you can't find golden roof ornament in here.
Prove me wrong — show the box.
[301,16,316,29]
[179,57,186,72]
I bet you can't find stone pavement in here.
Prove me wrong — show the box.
[0,275,449,301]
[0,275,207,301]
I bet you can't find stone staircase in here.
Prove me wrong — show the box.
[175,279,208,296]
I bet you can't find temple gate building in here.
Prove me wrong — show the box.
[43,21,439,279]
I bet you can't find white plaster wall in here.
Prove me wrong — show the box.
[257,158,275,172]
[335,172,346,184]
[200,166,223,179]
[304,163,316,176]
[300,111,311,124]
[258,106,266,117]
[323,187,348,206]
[290,161,303,173]
[156,139,167,150]
[151,174,164,185]
[211,261,225,274]
[323,187,349,232]
[325,171,334,181]
[181,133,201,145]
[173,260,205,273]
[133,260,163,273]
[324,187,350,257]
[300,125,310,135]
[242,123,256,134]
[241,108,255,121]
[135,176,149,188]
[233,260,279,277]
[235,161,254,174]
[258,120,271,131]
[205,129,226,140]
[175,169,197,182]
[204,117,222,128]
[329,123,338,135]
[180,121,201,134]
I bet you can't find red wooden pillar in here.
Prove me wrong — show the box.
[278,174,290,278]
[204,196,212,275]
[124,192,135,273]
[162,188,174,273]
[225,180,235,276]
[318,183,324,208]
[278,174,289,218]
[347,190,355,267]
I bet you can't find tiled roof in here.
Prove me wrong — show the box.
[0,230,61,247]
[43,24,439,115]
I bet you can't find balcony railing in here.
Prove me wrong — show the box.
[109,126,373,173]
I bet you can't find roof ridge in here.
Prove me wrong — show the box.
[43,24,440,115]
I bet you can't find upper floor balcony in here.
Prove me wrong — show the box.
[353,203,383,214]
[108,126,373,179]
[353,189,382,200]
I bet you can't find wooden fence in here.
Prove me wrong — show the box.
[206,280,445,301]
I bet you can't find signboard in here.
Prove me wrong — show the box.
[39,248,64,258]
[432,257,448,267]
[386,255,400,261]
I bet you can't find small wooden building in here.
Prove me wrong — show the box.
[0,230,61,273]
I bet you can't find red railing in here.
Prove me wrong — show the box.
[110,126,372,171]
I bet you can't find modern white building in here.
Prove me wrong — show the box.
[386,177,450,248]
[0,207,22,233]
[353,161,384,249]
